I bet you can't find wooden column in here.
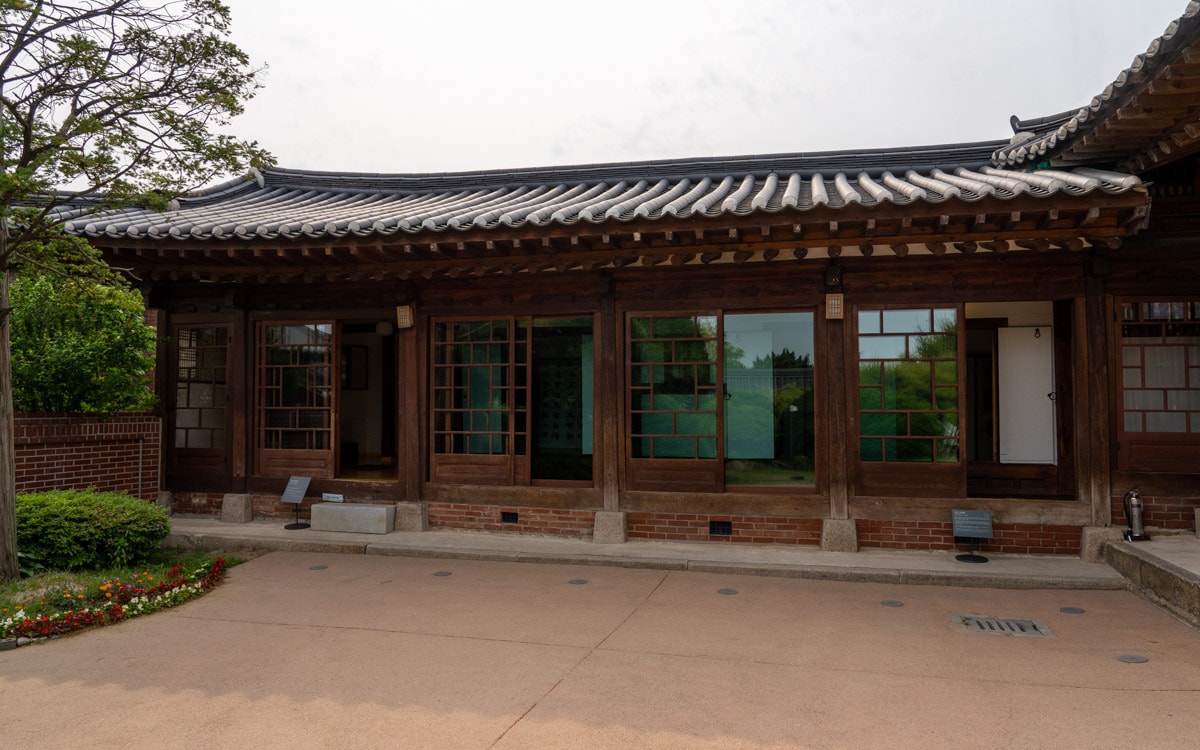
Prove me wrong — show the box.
[822,305,850,519]
[400,319,423,503]
[230,304,249,491]
[598,286,620,511]
[1075,277,1113,526]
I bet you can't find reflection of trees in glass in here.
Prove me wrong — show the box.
[859,311,959,463]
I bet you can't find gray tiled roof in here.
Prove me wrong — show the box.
[62,142,1142,242]
[993,1,1200,168]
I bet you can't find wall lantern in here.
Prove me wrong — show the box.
[395,304,415,329]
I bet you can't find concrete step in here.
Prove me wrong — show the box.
[1106,536,1200,631]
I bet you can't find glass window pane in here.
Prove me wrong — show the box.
[860,438,883,461]
[861,413,905,436]
[884,309,931,333]
[859,336,907,359]
[860,388,883,410]
[858,310,881,335]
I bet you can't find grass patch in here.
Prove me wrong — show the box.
[1,549,239,641]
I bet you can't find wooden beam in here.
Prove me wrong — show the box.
[889,243,909,257]
[982,240,1009,254]
[1002,211,1021,230]
[828,221,839,239]
[760,225,771,241]
[926,242,947,256]
[1078,206,1101,228]
[1015,239,1052,252]
[1054,238,1084,252]
[793,247,808,260]
[760,249,780,261]
[858,244,874,257]
[955,241,977,254]
[699,251,723,264]
[1038,209,1060,230]
[669,253,695,266]
[640,254,665,267]
[731,250,753,264]
[864,218,876,237]
[728,228,740,242]
[1085,236,1122,250]
[792,223,803,238]
[937,215,951,232]
[828,245,843,258]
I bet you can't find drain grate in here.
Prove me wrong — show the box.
[952,614,1055,638]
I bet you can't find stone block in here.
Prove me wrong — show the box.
[157,491,173,510]
[310,502,395,534]
[395,501,429,532]
[1079,526,1123,562]
[220,493,254,523]
[821,518,858,552]
[592,511,627,544]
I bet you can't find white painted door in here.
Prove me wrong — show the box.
[997,327,1057,464]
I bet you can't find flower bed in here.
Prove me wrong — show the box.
[1,557,226,641]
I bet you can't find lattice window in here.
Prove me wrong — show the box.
[431,319,527,455]
[1120,301,1200,434]
[174,327,228,449]
[257,323,334,451]
[857,308,960,463]
[628,315,719,459]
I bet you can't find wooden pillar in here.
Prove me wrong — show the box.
[230,304,249,491]
[598,283,620,511]
[822,304,850,519]
[400,317,423,503]
[1075,277,1113,526]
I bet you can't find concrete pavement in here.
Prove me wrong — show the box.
[2,550,1199,748]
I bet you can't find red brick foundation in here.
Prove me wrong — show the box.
[427,503,595,536]
[856,519,1081,555]
[1110,493,1199,531]
[14,413,160,501]
[626,512,823,545]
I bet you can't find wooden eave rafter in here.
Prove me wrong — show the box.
[1049,39,1200,174]
[99,191,1149,284]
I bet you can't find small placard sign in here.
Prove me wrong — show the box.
[321,493,344,503]
[952,509,994,539]
[281,476,311,505]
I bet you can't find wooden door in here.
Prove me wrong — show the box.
[255,322,337,478]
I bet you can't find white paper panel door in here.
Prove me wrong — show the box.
[998,327,1057,464]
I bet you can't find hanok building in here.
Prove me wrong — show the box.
[67,4,1200,556]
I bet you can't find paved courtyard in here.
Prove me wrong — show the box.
[2,551,1198,748]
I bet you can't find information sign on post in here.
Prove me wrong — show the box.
[952,509,993,564]
[281,476,312,530]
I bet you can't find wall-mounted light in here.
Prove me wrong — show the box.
[375,320,395,337]
[395,304,414,329]
[826,293,844,320]
[824,264,842,288]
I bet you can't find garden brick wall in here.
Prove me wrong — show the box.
[626,512,823,545]
[856,519,1081,555]
[14,413,160,501]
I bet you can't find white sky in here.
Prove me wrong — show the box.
[221,0,1190,175]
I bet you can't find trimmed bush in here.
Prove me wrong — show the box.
[16,490,171,570]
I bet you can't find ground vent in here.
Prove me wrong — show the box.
[951,615,1055,638]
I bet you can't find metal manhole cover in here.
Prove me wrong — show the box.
[952,614,1056,638]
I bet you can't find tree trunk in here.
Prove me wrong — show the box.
[0,263,18,580]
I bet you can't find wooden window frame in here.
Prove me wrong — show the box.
[852,304,966,498]
[168,322,232,488]
[254,321,338,478]
[1116,297,1200,473]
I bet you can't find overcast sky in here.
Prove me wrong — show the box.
[220,0,1189,175]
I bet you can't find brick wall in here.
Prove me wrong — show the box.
[626,512,823,545]
[428,502,595,536]
[14,413,160,501]
[1110,493,1200,531]
[856,519,1081,555]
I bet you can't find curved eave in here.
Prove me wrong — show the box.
[994,1,1200,173]
[95,180,1150,285]
[67,165,1140,243]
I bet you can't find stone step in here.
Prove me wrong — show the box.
[310,502,395,534]
[1105,537,1200,631]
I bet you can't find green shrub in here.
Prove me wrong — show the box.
[10,272,157,416]
[16,490,171,570]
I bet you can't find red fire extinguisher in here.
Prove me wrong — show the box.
[1124,488,1149,542]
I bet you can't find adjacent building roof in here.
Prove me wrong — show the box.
[994,1,1200,172]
